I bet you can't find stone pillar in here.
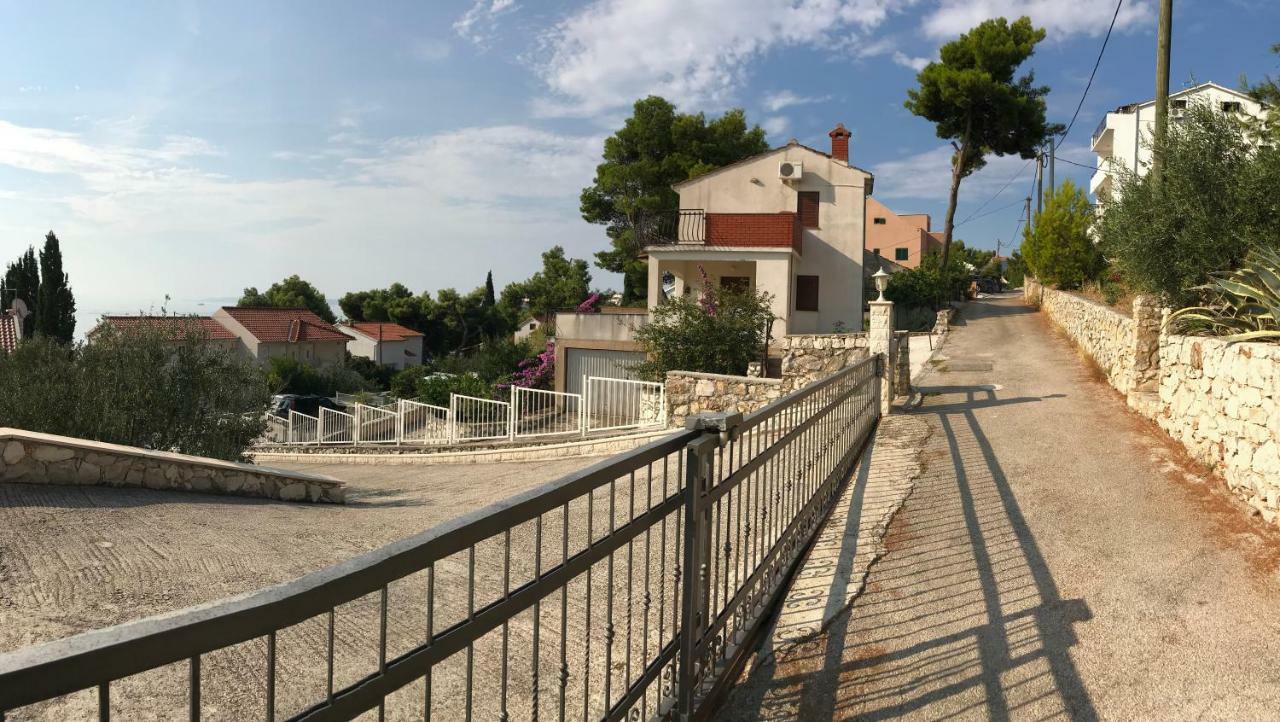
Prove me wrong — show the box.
[869,301,895,415]
[934,308,950,336]
[1130,294,1163,392]
[894,330,911,394]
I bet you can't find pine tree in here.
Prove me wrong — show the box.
[36,231,76,342]
[483,271,496,307]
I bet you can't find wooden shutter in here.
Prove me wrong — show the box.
[798,191,820,228]
[795,275,820,312]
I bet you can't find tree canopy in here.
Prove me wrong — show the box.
[581,96,768,303]
[1,246,40,337]
[905,16,1056,267]
[1,232,76,342]
[498,246,592,321]
[239,274,336,323]
[1022,180,1102,289]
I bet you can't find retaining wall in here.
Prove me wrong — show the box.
[665,372,785,427]
[1027,280,1280,523]
[0,428,344,503]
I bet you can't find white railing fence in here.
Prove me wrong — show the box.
[510,387,583,440]
[583,376,666,432]
[288,411,320,445]
[263,377,665,447]
[354,403,399,444]
[449,394,511,443]
[319,407,354,444]
[398,399,451,445]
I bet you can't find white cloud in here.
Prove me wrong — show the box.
[762,116,791,136]
[762,90,830,113]
[532,0,913,118]
[891,51,930,71]
[0,119,607,316]
[871,141,1093,201]
[455,0,519,46]
[921,0,1155,40]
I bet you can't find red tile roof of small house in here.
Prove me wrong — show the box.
[0,310,18,353]
[346,322,424,342]
[95,315,237,340]
[219,306,348,343]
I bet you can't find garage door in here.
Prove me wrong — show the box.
[565,348,646,395]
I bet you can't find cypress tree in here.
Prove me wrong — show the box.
[36,231,76,342]
[483,271,496,307]
[3,246,40,337]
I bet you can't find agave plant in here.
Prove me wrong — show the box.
[1166,245,1280,342]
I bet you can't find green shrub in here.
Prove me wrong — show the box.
[411,373,495,406]
[266,357,374,396]
[633,287,774,379]
[0,323,269,460]
[1022,179,1102,289]
[1097,103,1280,306]
[1166,245,1280,341]
[883,251,969,311]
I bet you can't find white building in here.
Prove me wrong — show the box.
[1091,81,1267,208]
[513,317,542,343]
[338,322,425,370]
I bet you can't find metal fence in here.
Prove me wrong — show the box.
[264,378,667,449]
[584,377,666,433]
[511,387,583,440]
[0,355,881,722]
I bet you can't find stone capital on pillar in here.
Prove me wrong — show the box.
[868,300,895,414]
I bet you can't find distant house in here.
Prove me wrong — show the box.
[513,317,542,343]
[338,322,425,370]
[0,299,29,354]
[865,198,942,269]
[211,306,348,365]
[89,315,241,354]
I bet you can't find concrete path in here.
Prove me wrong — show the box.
[718,294,1280,721]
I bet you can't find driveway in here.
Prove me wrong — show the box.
[719,294,1280,720]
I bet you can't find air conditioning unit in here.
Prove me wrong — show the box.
[778,161,803,181]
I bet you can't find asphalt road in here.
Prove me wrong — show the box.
[719,294,1280,721]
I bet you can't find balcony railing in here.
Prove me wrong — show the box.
[1091,116,1110,145]
[636,209,706,245]
[639,210,803,253]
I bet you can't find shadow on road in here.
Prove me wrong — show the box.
[718,385,1096,721]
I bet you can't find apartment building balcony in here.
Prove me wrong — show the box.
[1089,165,1112,199]
[638,209,803,254]
[1091,115,1115,156]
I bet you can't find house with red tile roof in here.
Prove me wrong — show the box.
[89,315,241,354]
[337,322,425,370]
[211,306,349,366]
[0,309,22,355]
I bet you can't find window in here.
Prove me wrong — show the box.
[872,248,881,256]
[720,276,750,294]
[1172,99,1187,110]
[1222,101,1242,113]
[795,275,819,312]
[798,191,820,228]
[895,248,909,261]
[528,322,536,330]
[872,217,887,225]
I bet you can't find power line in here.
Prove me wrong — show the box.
[1059,0,1124,143]
[1052,155,1103,172]
[955,159,1033,226]
[956,197,1025,227]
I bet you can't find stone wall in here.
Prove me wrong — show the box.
[778,333,870,392]
[1156,336,1280,521]
[665,372,785,427]
[1027,281,1280,524]
[0,428,344,503]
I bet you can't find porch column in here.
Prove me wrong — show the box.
[869,300,895,415]
[755,255,791,340]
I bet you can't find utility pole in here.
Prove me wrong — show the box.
[1048,137,1055,195]
[1036,152,1045,218]
[1152,0,1173,185]
[1025,196,1032,238]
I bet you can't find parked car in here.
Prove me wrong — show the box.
[271,394,346,419]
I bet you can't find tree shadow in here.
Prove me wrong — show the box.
[717,385,1096,721]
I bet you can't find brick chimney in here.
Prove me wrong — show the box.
[829,123,851,163]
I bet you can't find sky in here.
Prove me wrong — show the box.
[0,0,1276,333]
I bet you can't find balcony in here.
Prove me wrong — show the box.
[638,209,802,253]
[554,308,648,343]
[1091,115,1114,155]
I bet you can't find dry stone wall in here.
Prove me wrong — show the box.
[0,428,344,503]
[1157,336,1280,521]
[778,334,870,392]
[1027,281,1280,524]
[665,372,785,427]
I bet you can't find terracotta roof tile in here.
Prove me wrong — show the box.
[345,322,425,342]
[97,315,238,341]
[220,306,348,343]
[0,310,18,354]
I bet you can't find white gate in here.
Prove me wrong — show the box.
[355,404,398,444]
[584,376,666,433]
[399,400,451,445]
[511,387,583,440]
[564,348,646,395]
[449,394,510,443]
[288,411,319,445]
[319,407,354,444]
[263,415,289,444]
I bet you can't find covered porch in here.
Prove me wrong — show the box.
[644,248,796,339]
